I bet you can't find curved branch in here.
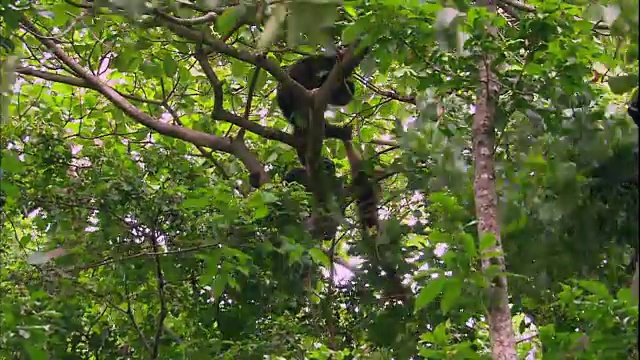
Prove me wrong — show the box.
[194,50,224,114]
[155,10,218,25]
[497,0,535,12]
[158,18,309,97]
[194,50,297,146]
[19,16,267,184]
[497,0,611,31]
[354,74,416,105]
[16,67,164,106]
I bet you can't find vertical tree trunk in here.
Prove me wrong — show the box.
[471,1,518,359]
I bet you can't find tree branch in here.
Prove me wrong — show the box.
[19,16,267,185]
[497,0,534,12]
[155,10,218,25]
[16,67,164,106]
[194,50,296,146]
[157,18,309,97]
[148,233,167,359]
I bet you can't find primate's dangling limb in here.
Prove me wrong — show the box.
[343,140,380,231]
[342,140,409,300]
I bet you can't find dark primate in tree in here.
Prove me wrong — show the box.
[282,145,378,238]
[342,139,409,300]
[284,157,337,188]
[343,140,379,231]
[284,142,408,298]
[276,45,369,165]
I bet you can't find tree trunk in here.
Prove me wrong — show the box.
[471,1,518,359]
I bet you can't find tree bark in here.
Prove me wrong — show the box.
[471,1,518,359]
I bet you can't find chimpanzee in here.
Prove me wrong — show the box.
[276,45,369,165]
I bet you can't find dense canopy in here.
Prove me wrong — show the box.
[0,0,638,359]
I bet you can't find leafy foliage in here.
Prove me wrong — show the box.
[1,0,638,358]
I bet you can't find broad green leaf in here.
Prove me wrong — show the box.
[222,247,250,264]
[211,272,229,299]
[460,233,477,258]
[432,322,448,346]
[0,181,19,197]
[217,6,245,36]
[198,251,223,284]
[250,68,269,94]
[163,55,178,77]
[440,277,462,313]
[253,205,269,220]
[415,276,445,313]
[308,248,331,268]
[183,196,210,209]
[360,126,376,142]
[25,345,48,360]
[1,150,24,173]
[578,280,612,299]
[478,233,497,253]
[608,75,638,94]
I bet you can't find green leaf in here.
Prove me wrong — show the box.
[460,233,477,258]
[25,345,48,360]
[415,276,445,313]
[198,250,223,284]
[440,277,462,313]
[183,196,209,209]
[222,247,250,264]
[608,75,638,94]
[230,58,250,78]
[261,191,278,204]
[253,205,269,220]
[252,69,268,93]
[211,272,229,299]
[1,150,25,173]
[163,55,178,77]
[341,21,365,44]
[578,280,611,299]
[140,60,163,78]
[308,248,331,268]
[432,322,448,346]
[360,126,376,142]
[217,6,244,35]
[478,233,497,253]
[0,181,19,198]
